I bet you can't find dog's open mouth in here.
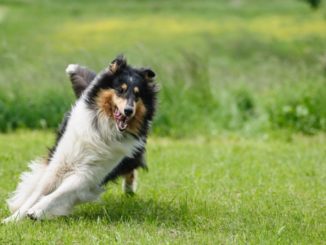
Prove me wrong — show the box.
[114,107,130,131]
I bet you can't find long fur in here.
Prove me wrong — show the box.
[3,55,158,223]
[7,159,47,213]
[65,63,149,184]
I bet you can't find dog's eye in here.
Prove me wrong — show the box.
[117,86,125,95]
[117,83,128,95]
[116,88,123,94]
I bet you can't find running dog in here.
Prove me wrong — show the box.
[3,55,158,222]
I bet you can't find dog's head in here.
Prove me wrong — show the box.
[87,55,157,135]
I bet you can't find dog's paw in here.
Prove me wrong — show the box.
[26,212,38,220]
[123,182,137,196]
[65,64,80,76]
[2,213,21,224]
[2,216,14,224]
[27,208,44,221]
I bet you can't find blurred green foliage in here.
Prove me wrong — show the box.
[306,0,322,9]
[267,81,326,134]
[0,0,325,136]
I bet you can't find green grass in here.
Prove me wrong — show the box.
[0,130,325,244]
[0,1,325,242]
[0,0,326,135]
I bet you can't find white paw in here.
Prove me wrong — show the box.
[65,64,80,75]
[27,208,45,220]
[123,181,137,195]
[2,216,15,224]
[2,212,22,224]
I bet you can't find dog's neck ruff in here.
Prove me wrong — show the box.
[48,98,144,186]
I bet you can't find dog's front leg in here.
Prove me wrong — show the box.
[26,174,89,220]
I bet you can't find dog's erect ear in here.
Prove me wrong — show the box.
[139,68,156,82]
[109,54,127,74]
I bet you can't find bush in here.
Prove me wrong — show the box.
[0,86,73,132]
[267,81,326,134]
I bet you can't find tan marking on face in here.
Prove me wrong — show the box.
[121,83,128,91]
[134,86,139,94]
[96,89,115,118]
[127,99,147,135]
[113,94,128,115]
[96,89,144,133]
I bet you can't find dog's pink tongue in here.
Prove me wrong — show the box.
[115,110,125,121]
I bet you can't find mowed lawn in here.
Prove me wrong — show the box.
[0,131,325,244]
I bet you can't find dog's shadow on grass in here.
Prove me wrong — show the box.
[70,194,195,226]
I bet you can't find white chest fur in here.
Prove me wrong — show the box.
[49,100,143,185]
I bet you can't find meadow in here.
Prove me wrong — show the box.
[0,131,325,244]
[0,0,325,244]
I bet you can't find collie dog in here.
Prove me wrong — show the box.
[3,55,158,222]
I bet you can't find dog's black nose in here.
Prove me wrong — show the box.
[124,107,134,117]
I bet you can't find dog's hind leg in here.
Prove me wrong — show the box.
[2,163,61,223]
[122,170,138,195]
[6,159,48,213]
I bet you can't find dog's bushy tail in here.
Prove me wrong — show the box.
[7,159,48,213]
